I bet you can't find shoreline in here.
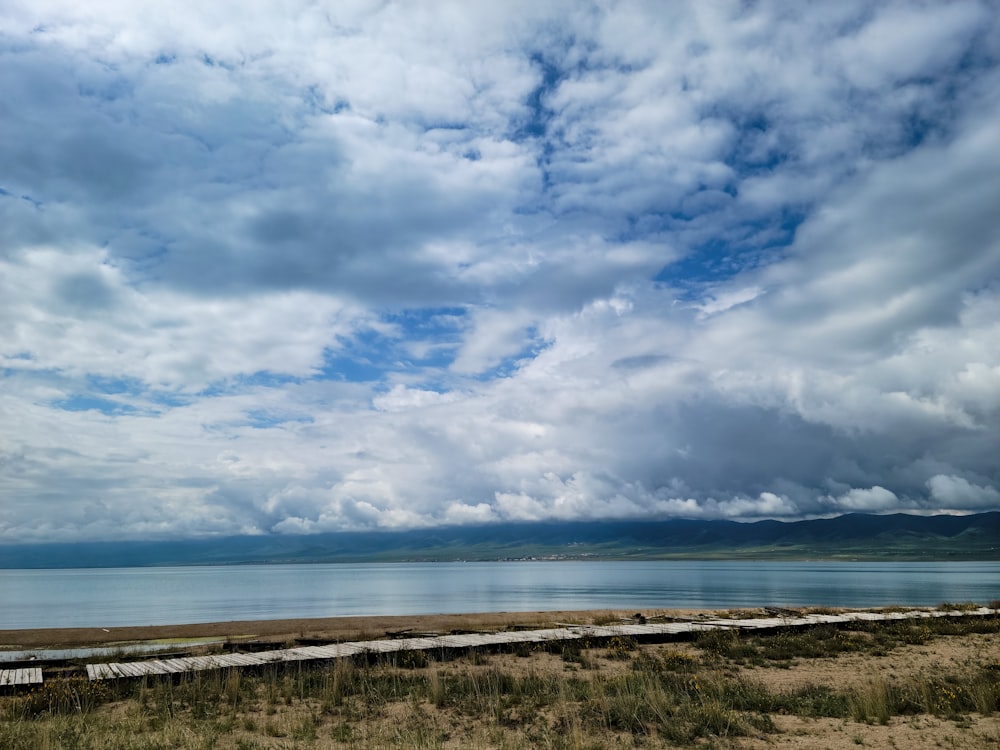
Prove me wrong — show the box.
[6,603,992,651]
[0,608,725,649]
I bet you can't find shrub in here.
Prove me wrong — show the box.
[9,676,112,719]
[632,649,699,673]
[849,678,893,724]
[937,602,980,612]
[605,635,637,660]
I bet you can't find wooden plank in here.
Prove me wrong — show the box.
[605,624,657,636]
[201,656,230,669]
[155,659,189,674]
[138,660,169,676]
[333,643,368,657]
[6,667,42,686]
[361,640,405,653]
[6,668,35,685]
[434,634,487,648]
[480,633,523,645]
[81,608,995,683]
[127,662,156,678]
[166,657,202,671]
[395,637,441,651]
[102,663,128,679]
[147,660,185,675]
[107,663,135,677]
[12,669,28,686]
[301,643,363,659]
[272,649,311,662]
[263,651,305,663]
[121,663,149,677]
[107,662,142,678]
[211,653,260,668]
[232,653,269,666]
[86,664,109,680]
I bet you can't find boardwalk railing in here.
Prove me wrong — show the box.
[82,606,996,683]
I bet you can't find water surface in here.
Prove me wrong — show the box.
[1,561,997,630]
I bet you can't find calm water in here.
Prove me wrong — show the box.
[1,561,998,630]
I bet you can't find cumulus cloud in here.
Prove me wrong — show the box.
[836,487,900,513]
[928,475,1000,509]
[1,1,998,541]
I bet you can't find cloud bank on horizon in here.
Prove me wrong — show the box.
[1,1,999,542]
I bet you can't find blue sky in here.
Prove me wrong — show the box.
[1,1,999,542]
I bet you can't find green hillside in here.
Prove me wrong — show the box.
[1,512,998,568]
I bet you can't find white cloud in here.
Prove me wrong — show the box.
[443,501,498,526]
[0,1,998,541]
[836,487,900,512]
[449,308,537,375]
[697,286,763,318]
[0,246,363,389]
[927,475,1000,510]
[833,1,987,90]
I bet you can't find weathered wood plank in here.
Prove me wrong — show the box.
[122,661,151,676]
[106,662,135,677]
[86,663,110,680]
[395,637,442,651]
[211,653,260,668]
[361,639,405,653]
[165,657,200,671]
[4,667,40,685]
[86,608,997,683]
[433,634,488,648]
[141,660,172,675]
[155,659,190,674]
[284,646,334,660]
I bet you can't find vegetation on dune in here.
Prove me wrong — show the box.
[1,611,999,749]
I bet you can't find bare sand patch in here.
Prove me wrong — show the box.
[743,714,1000,749]
[748,630,1000,693]
[0,608,707,649]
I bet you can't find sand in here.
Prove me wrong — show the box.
[0,608,698,649]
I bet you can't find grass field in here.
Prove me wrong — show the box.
[2,607,999,749]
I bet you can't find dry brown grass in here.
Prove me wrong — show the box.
[3,610,998,749]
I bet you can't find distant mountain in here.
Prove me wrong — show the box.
[1,512,998,568]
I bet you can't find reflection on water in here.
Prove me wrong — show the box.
[1,561,997,630]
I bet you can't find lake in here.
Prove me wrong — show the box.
[1,560,998,630]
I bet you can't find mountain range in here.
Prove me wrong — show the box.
[1,512,998,568]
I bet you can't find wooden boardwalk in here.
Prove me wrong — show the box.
[85,606,995,683]
[0,667,43,688]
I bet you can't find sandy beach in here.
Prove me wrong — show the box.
[0,608,710,649]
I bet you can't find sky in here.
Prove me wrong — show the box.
[1,1,999,544]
